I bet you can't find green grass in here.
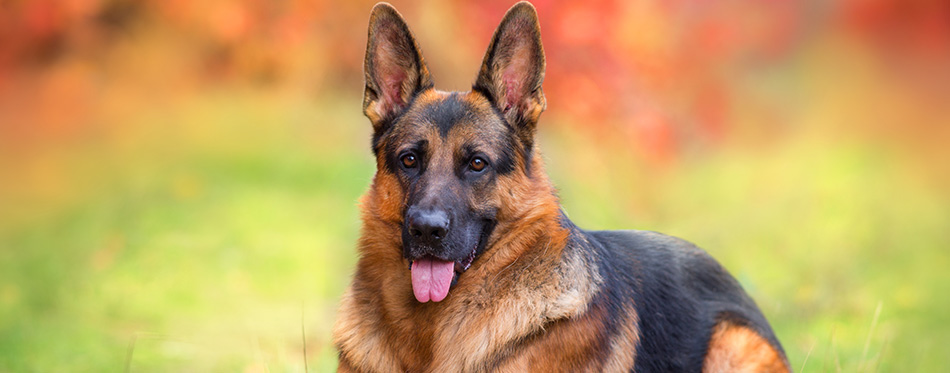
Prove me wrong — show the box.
[1,88,947,371]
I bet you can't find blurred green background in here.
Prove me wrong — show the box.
[1,0,949,371]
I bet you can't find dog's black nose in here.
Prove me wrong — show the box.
[407,207,449,244]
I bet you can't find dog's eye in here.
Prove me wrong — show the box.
[401,154,418,169]
[469,157,487,172]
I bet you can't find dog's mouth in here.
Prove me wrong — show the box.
[407,247,474,303]
[407,220,494,303]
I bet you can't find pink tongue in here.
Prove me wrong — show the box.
[410,257,455,303]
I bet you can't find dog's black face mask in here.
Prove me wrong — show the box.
[383,92,511,303]
[361,2,545,303]
[398,151,495,274]
[399,152,496,301]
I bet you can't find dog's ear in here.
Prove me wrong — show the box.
[474,2,546,142]
[363,3,433,132]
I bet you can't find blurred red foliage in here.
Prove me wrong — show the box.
[837,0,950,97]
[0,0,947,164]
[458,0,804,163]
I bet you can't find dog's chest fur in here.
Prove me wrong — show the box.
[334,235,638,372]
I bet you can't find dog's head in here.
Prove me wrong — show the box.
[361,2,550,303]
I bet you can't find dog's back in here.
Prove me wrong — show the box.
[580,228,788,371]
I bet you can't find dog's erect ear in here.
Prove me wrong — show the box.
[363,3,433,131]
[474,2,546,140]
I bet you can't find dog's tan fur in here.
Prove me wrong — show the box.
[703,321,790,373]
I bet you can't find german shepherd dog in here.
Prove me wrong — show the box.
[333,2,790,372]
